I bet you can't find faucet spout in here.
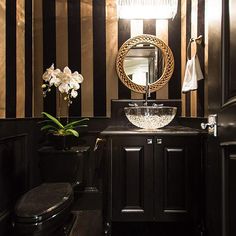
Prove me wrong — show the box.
[144,84,150,106]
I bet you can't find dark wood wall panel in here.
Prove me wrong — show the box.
[228,0,236,102]
[0,135,28,235]
[222,146,236,236]
[0,117,111,234]
[229,153,236,235]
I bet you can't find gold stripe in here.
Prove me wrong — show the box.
[190,0,198,117]
[0,0,6,118]
[56,0,68,118]
[130,20,143,100]
[16,0,25,118]
[156,20,169,99]
[106,0,118,117]
[81,0,94,117]
[181,0,187,116]
[33,0,43,117]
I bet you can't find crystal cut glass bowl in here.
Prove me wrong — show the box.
[124,106,177,129]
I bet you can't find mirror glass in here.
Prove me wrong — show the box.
[116,34,174,94]
[123,43,165,86]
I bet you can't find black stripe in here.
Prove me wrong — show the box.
[118,19,131,99]
[185,0,191,117]
[68,0,82,117]
[6,0,16,118]
[143,20,156,99]
[42,0,56,116]
[168,2,181,100]
[197,0,205,117]
[25,0,32,117]
[93,0,106,116]
[143,19,156,35]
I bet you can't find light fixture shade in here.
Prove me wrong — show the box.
[117,0,178,19]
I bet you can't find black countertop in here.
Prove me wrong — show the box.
[100,125,206,136]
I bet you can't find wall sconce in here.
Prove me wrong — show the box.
[117,0,178,20]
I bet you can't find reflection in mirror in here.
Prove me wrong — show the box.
[116,34,174,94]
[123,43,165,86]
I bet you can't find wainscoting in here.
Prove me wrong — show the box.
[0,117,109,235]
[69,210,196,236]
[0,134,28,235]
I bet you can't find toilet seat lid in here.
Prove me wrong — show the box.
[15,183,73,223]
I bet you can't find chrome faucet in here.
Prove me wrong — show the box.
[144,83,151,106]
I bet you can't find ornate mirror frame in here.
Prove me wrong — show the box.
[116,34,175,94]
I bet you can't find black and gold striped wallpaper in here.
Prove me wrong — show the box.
[0,0,206,118]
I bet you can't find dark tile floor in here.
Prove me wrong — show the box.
[69,210,198,236]
[70,210,103,236]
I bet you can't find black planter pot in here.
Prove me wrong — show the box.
[50,135,78,150]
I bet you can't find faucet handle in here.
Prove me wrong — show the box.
[128,103,138,107]
[152,103,164,107]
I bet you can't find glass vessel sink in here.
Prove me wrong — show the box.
[124,106,177,129]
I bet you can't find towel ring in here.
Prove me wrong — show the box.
[187,35,203,60]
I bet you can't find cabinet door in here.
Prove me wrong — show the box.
[155,136,201,222]
[111,136,154,221]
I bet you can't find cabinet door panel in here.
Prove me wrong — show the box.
[163,148,187,211]
[112,136,153,221]
[155,136,201,222]
[122,147,144,212]
[221,146,236,236]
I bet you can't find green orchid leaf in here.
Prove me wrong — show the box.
[71,124,88,129]
[38,120,53,124]
[64,118,89,129]
[47,129,57,134]
[42,112,64,129]
[66,129,79,137]
[40,125,58,131]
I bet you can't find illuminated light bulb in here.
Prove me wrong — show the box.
[117,0,178,19]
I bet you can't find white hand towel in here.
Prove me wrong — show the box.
[182,55,204,93]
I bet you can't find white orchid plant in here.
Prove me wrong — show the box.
[42,64,84,105]
[40,64,89,138]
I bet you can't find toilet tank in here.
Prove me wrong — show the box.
[38,146,90,190]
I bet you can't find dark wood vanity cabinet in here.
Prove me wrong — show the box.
[154,136,201,222]
[101,127,203,226]
[111,136,154,221]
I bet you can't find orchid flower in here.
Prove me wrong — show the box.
[42,64,84,106]
[42,64,61,82]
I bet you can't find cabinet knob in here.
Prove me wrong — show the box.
[156,138,162,144]
[147,138,153,144]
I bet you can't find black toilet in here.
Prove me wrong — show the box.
[13,146,89,235]
[13,183,74,236]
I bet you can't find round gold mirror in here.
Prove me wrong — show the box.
[116,34,174,93]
